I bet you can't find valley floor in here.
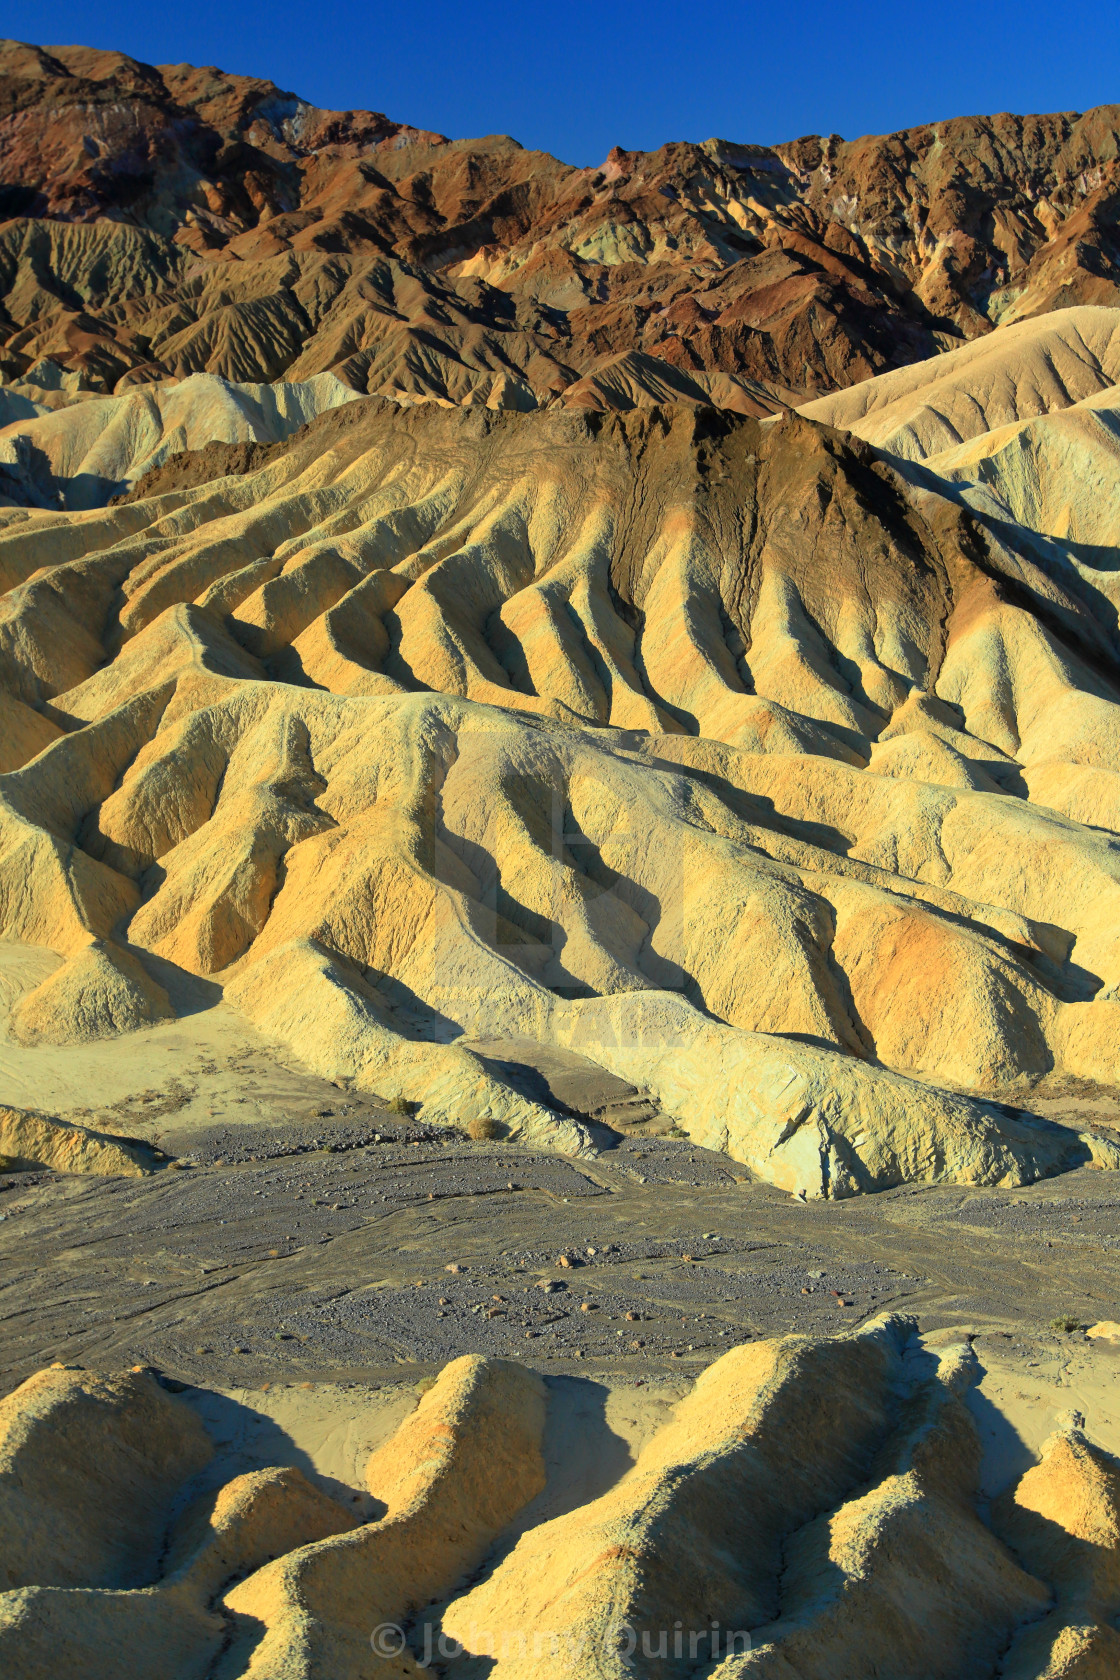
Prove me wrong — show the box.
[2,997,1118,1462]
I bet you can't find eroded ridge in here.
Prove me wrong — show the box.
[2,43,1120,412]
[1,1323,1117,1677]
[3,392,1120,1191]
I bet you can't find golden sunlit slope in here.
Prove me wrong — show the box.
[2,391,1120,1194]
[799,306,1120,458]
[805,307,1120,840]
[4,1322,1120,1677]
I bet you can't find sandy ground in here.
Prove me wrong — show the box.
[164,1336,1120,1521]
[2,938,1118,1510]
[180,1371,690,1529]
[0,943,348,1136]
[958,1331,1120,1496]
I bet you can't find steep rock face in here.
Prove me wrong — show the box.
[0,41,447,230]
[0,40,1118,404]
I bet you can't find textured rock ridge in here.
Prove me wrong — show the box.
[2,1326,1119,1677]
[0,1105,160,1174]
[2,365,1120,1192]
[0,40,1119,406]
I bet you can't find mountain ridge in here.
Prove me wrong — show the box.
[1,39,1118,405]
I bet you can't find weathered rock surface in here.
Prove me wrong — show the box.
[996,1422,1120,1678]
[0,1105,157,1174]
[2,46,1119,1673]
[2,365,1120,1193]
[2,1326,1119,1678]
[223,1354,546,1677]
[0,369,362,508]
[799,306,1120,458]
[0,1363,212,1589]
[2,40,1120,407]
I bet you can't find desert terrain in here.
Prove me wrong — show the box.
[1,37,1120,1677]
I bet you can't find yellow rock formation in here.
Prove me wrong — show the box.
[223,1354,545,1677]
[0,1365,212,1590]
[2,333,1120,1193]
[0,1106,155,1175]
[2,1327,1120,1677]
[0,370,362,509]
[996,1424,1120,1678]
[799,306,1120,459]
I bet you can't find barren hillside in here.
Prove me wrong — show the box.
[1,39,1119,407]
[3,44,1120,1677]
[4,308,1120,1195]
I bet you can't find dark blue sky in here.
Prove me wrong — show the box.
[16,0,1120,165]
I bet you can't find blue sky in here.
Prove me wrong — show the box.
[15,0,1120,165]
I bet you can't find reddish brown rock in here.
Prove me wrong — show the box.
[0,41,1117,406]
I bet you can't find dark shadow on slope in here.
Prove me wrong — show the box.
[0,435,126,509]
[125,947,224,1018]
[559,805,691,995]
[964,1373,1038,1506]
[463,1034,647,1127]
[362,968,464,1043]
[440,826,591,996]
[262,644,330,690]
[181,1385,383,1518]
[648,759,854,856]
[898,457,1120,678]
[481,607,539,698]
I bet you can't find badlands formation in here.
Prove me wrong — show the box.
[2,38,1120,1680]
[0,41,1120,406]
[5,1323,1120,1679]
[4,312,1120,1196]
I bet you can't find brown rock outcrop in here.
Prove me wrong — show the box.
[1,40,1118,407]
